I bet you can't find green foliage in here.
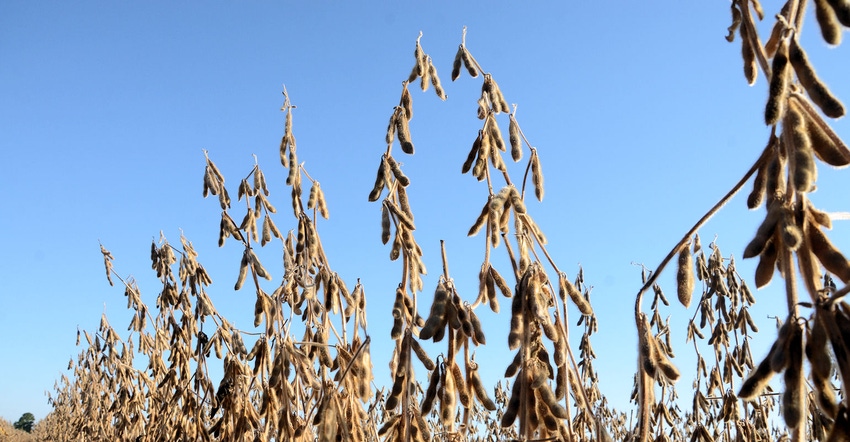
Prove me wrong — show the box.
[13,413,35,433]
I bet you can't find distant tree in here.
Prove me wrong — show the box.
[13,412,34,433]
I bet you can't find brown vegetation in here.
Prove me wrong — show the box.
[34,1,850,441]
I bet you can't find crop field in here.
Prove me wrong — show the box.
[10,1,850,441]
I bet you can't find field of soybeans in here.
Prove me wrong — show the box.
[8,1,850,441]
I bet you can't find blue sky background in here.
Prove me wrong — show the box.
[2,1,850,423]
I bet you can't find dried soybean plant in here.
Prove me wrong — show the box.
[369,32,502,442]
[633,1,850,440]
[451,27,608,441]
[203,89,375,442]
[635,237,793,441]
[44,87,375,442]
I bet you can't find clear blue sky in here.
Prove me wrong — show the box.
[2,1,849,423]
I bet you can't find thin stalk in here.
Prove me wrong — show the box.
[634,141,772,318]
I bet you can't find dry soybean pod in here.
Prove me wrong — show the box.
[368,155,388,202]
[782,322,804,428]
[802,102,850,167]
[440,359,457,426]
[234,249,249,290]
[765,37,790,126]
[395,113,415,155]
[652,338,681,381]
[467,199,489,237]
[427,57,447,100]
[419,283,449,341]
[490,266,513,298]
[469,366,497,410]
[509,114,522,162]
[460,47,479,78]
[638,314,657,379]
[739,13,758,85]
[826,0,850,27]
[449,361,471,408]
[486,114,506,152]
[754,236,778,288]
[789,36,845,119]
[451,45,463,81]
[409,338,435,371]
[808,222,850,282]
[385,200,415,231]
[738,342,778,400]
[508,289,524,350]
[500,376,522,427]
[462,131,482,175]
[747,154,769,209]
[400,83,413,120]
[676,241,694,308]
[386,155,410,187]
[816,0,843,45]
[559,272,592,315]
[743,203,782,258]
[386,109,398,145]
[530,148,544,201]
[421,364,441,415]
[785,102,817,194]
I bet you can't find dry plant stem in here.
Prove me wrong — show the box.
[460,26,485,74]
[447,327,457,434]
[502,232,520,279]
[527,227,561,275]
[520,300,531,441]
[828,284,850,305]
[462,342,472,432]
[402,334,412,442]
[484,150,495,196]
[440,240,450,280]
[564,320,603,433]
[558,299,575,442]
[634,142,771,316]
[636,362,653,441]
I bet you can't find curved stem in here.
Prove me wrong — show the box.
[634,139,772,321]
[632,139,771,441]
